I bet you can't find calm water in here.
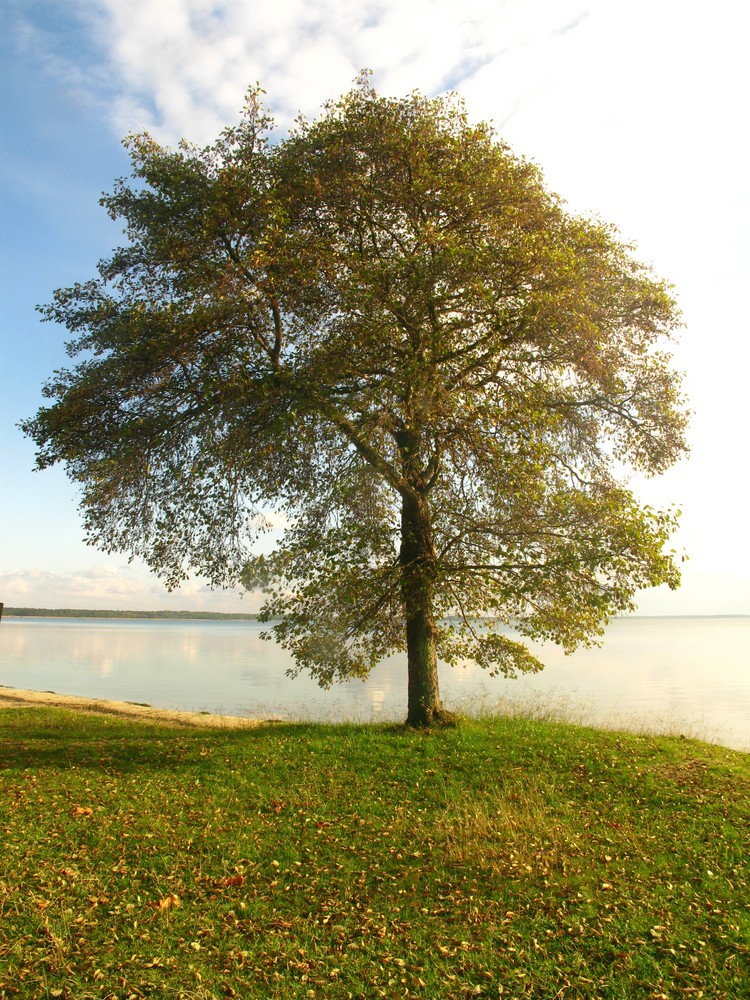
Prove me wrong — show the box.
[1,616,748,751]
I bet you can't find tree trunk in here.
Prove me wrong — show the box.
[400,490,447,727]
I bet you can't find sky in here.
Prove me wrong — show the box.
[1,0,748,614]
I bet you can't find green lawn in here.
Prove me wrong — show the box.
[0,708,748,998]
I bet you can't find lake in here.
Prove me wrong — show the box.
[1,616,748,751]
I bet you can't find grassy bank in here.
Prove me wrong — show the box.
[0,709,748,999]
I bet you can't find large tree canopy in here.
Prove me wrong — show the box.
[24,78,688,725]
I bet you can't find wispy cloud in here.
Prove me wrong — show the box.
[0,566,249,611]
[21,0,589,144]
[1,567,147,603]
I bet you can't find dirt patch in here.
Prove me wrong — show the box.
[0,686,272,728]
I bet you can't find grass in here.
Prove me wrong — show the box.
[0,708,748,999]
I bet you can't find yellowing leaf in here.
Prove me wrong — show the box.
[219,874,244,888]
[157,894,181,910]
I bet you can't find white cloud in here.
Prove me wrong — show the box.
[0,566,252,612]
[1,567,147,603]
[63,0,592,143]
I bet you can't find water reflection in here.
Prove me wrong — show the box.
[1,616,748,751]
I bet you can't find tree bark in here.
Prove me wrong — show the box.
[400,490,446,726]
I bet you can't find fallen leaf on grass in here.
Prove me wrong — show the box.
[218,875,245,888]
[156,895,181,910]
[72,806,93,817]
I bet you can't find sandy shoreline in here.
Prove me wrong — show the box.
[0,685,267,728]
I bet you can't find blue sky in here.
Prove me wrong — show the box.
[1,0,748,613]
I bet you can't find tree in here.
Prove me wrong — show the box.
[23,77,688,726]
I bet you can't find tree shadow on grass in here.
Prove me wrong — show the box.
[0,706,457,781]
[0,706,319,775]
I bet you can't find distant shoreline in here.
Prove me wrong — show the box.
[2,607,748,621]
[1,607,260,621]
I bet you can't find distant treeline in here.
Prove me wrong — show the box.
[2,608,260,621]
